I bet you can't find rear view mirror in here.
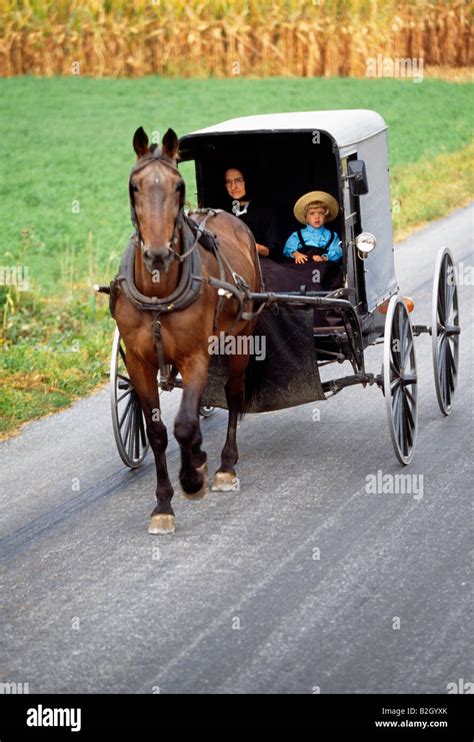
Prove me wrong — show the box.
[348,160,369,196]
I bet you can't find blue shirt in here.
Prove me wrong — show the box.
[283,224,342,262]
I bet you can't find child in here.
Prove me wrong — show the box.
[284,191,342,264]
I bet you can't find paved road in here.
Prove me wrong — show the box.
[1,206,472,694]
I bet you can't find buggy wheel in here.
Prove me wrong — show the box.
[110,327,149,468]
[432,247,460,415]
[383,296,418,465]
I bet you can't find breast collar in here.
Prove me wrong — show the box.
[116,224,202,314]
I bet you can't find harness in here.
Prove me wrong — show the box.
[109,148,265,389]
[296,227,334,258]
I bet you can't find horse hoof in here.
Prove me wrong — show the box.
[211,472,240,492]
[148,514,175,535]
[181,461,208,500]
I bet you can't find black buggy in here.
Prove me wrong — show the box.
[107,110,460,468]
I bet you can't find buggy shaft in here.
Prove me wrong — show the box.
[248,291,354,312]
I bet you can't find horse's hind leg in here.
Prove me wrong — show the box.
[174,355,209,499]
[212,352,248,492]
[124,351,175,535]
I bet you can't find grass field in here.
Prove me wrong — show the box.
[0,75,473,436]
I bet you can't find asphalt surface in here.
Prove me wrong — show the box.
[1,205,472,694]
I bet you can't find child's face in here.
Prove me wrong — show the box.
[306,207,326,228]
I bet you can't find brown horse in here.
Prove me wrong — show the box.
[114,127,261,534]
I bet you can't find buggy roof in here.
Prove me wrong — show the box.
[181,110,387,149]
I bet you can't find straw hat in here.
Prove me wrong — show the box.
[294,191,339,224]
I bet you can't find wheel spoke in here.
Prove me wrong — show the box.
[445,368,451,407]
[117,388,132,404]
[438,335,446,377]
[441,259,448,311]
[118,395,134,430]
[400,395,409,455]
[404,391,415,437]
[402,335,413,368]
[437,272,446,320]
[391,377,400,392]
[395,387,404,440]
[127,401,137,460]
[442,358,450,406]
[393,390,402,442]
[392,383,402,410]
[446,341,456,379]
[134,403,141,459]
[122,403,134,448]
[392,313,402,365]
[398,308,407,356]
[442,262,450,317]
[117,372,131,383]
[139,411,147,447]
[390,358,400,377]
[445,279,455,316]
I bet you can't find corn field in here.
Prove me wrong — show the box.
[0,0,472,78]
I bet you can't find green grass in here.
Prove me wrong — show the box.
[0,76,472,293]
[0,75,472,437]
[0,291,112,436]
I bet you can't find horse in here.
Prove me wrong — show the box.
[113,127,262,535]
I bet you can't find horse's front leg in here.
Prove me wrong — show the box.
[124,350,175,535]
[211,351,249,492]
[174,354,209,499]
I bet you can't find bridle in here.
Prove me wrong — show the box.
[129,148,195,264]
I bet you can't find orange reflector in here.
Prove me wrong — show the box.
[377,297,415,314]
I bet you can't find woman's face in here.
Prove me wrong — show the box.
[225,169,246,200]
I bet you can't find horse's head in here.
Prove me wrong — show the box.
[130,127,185,273]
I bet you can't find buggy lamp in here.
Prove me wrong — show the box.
[355,232,376,257]
[377,296,415,314]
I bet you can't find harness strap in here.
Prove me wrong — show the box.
[187,209,251,333]
[297,228,334,255]
[116,233,202,313]
[151,311,169,385]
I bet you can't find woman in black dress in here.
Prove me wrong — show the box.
[224,167,278,258]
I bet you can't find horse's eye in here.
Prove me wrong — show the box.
[176,181,185,194]
[131,182,139,193]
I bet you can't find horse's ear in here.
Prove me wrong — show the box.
[162,128,179,160]
[133,127,150,158]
